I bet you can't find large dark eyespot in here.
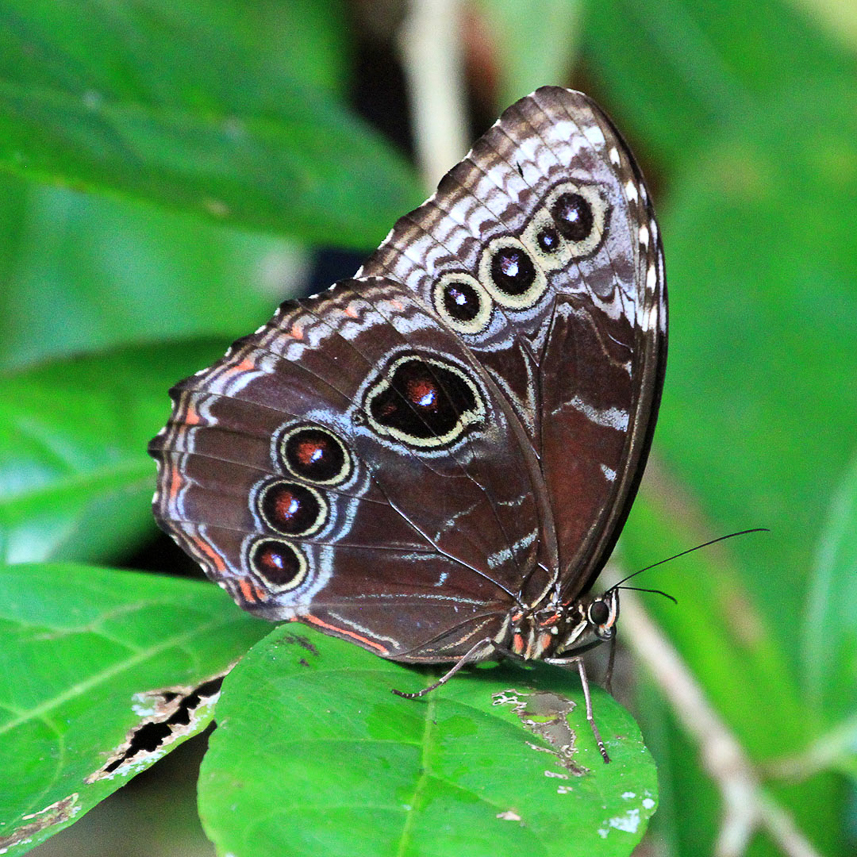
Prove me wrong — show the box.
[551,192,594,242]
[490,245,536,296]
[588,600,610,626]
[258,480,326,537]
[432,273,491,335]
[281,426,351,485]
[249,538,308,592]
[363,355,485,449]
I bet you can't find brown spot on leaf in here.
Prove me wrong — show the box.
[277,632,319,656]
[0,794,79,852]
[493,689,588,778]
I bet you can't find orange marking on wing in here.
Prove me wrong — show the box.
[192,536,227,574]
[512,633,525,655]
[168,466,183,501]
[389,299,405,312]
[290,323,304,340]
[538,632,552,653]
[184,404,201,426]
[224,357,255,378]
[343,305,359,319]
[303,614,389,654]
[238,579,258,603]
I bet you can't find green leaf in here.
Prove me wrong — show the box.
[0,0,350,101]
[199,626,657,857]
[0,0,421,246]
[0,340,229,564]
[0,563,269,855]
[803,453,857,723]
[0,174,304,372]
[581,0,854,165]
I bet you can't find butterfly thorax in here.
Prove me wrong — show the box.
[502,588,619,662]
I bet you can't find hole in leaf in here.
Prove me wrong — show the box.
[87,675,225,782]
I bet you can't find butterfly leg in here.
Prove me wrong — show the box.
[391,637,505,699]
[575,657,610,763]
[604,632,617,695]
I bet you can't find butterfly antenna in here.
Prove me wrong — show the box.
[617,585,678,605]
[610,528,770,590]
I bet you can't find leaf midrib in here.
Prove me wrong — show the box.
[396,690,437,857]
[0,613,237,736]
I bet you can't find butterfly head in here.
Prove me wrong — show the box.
[585,588,620,642]
[549,588,621,659]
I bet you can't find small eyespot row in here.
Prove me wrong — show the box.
[431,181,610,334]
[244,421,357,599]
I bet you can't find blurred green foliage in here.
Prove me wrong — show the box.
[0,0,854,855]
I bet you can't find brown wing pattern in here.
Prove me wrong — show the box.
[358,86,666,603]
[150,276,543,660]
[149,87,665,661]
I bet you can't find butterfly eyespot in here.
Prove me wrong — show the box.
[588,599,610,626]
[248,538,308,593]
[257,480,327,537]
[433,273,492,335]
[552,193,593,241]
[280,425,352,486]
[542,182,610,258]
[479,236,548,309]
[362,354,486,450]
[536,226,561,253]
[520,209,571,272]
[490,245,535,295]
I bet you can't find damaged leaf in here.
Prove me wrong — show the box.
[85,674,225,782]
[199,625,658,857]
[0,796,79,855]
[0,563,269,855]
[492,688,588,777]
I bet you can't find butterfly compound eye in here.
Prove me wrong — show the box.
[588,599,610,627]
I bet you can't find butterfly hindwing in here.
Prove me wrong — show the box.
[150,276,546,659]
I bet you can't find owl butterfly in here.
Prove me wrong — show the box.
[149,87,666,762]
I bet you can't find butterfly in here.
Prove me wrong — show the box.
[149,86,666,762]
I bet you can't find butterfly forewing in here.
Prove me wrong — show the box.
[150,86,666,664]
[360,86,666,603]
